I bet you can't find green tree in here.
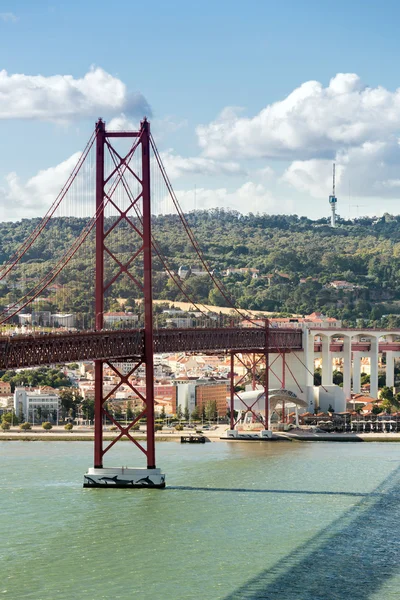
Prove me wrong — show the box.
[191,406,200,421]
[380,386,394,402]
[1,411,18,425]
[380,399,392,414]
[81,398,94,422]
[19,422,32,431]
[361,372,370,385]
[205,400,217,422]
[59,389,82,420]
[332,370,343,386]
[126,401,134,421]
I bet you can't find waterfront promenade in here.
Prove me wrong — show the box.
[3,425,400,442]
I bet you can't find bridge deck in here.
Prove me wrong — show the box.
[0,327,303,369]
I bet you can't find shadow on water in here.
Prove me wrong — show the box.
[168,486,382,498]
[219,464,400,600]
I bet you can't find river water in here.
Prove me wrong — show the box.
[1,440,400,600]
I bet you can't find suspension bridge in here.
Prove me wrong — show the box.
[0,118,303,488]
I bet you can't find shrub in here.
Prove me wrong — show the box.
[155,424,163,431]
[110,426,118,431]
[20,422,32,431]
[42,422,53,430]
[64,423,73,431]
[131,424,140,431]
[1,421,11,431]
[175,424,184,431]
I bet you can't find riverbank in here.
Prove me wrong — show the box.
[0,424,228,442]
[2,425,400,442]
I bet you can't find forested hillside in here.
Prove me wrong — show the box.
[1,209,400,327]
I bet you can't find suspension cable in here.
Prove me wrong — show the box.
[106,145,215,322]
[0,134,143,325]
[150,134,263,328]
[0,129,96,281]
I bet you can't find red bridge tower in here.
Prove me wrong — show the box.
[84,118,165,488]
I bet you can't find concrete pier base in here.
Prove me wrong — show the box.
[83,467,165,488]
[223,429,273,440]
[260,430,273,439]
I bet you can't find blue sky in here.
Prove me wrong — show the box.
[2,0,400,220]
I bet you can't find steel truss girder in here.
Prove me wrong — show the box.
[0,328,302,370]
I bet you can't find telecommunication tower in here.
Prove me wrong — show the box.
[329,163,337,227]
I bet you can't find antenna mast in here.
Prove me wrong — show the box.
[329,162,337,227]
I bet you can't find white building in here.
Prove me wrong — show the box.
[17,313,32,325]
[51,313,75,328]
[103,312,138,326]
[166,317,193,328]
[174,374,197,414]
[32,311,51,326]
[178,266,209,278]
[14,388,60,422]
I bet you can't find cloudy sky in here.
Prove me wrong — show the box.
[1,0,400,220]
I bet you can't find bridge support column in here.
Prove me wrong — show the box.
[321,335,332,386]
[343,335,352,403]
[370,337,379,400]
[305,330,315,411]
[353,352,361,394]
[386,351,395,388]
[94,360,104,468]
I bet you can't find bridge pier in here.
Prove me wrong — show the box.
[84,467,165,488]
[228,337,272,435]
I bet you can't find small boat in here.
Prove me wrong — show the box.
[180,435,206,444]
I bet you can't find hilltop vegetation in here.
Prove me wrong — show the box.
[1,210,400,327]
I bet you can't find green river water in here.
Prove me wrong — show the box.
[1,440,400,600]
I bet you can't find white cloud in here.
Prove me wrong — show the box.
[0,67,151,121]
[256,165,275,180]
[107,115,188,138]
[0,12,17,22]
[0,150,282,221]
[164,182,293,214]
[7,70,400,222]
[283,139,400,200]
[107,113,137,131]
[159,149,246,179]
[151,116,188,139]
[196,74,400,161]
[282,159,336,198]
[0,153,84,219]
